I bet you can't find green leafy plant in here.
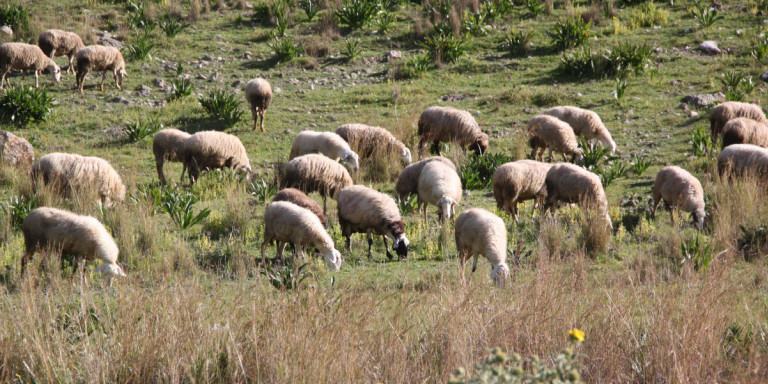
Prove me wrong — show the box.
[751,33,768,63]
[630,156,651,175]
[613,77,628,104]
[502,30,533,56]
[548,17,591,50]
[336,0,379,30]
[626,1,669,29]
[343,38,362,62]
[689,1,723,29]
[126,1,156,31]
[158,14,188,37]
[422,33,468,64]
[4,195,38,230]
[269,36,300,62]
[125,31,156,61]
[247,177,278,204]
[392,53,432,79]
[558,46,598,79]
[463,9,490,36]
[397,194,418,215]
[691,125,712,156]
[0,86,53,126]
[375,9,396,34]
[124,117,162,143]
[681,234,713,271]
[130,183,166,214]
[580,142,611,169]
[0,4,29,35]
[299,0,319,22]
[263,262,313,291]
[270,0,290,37]
[525,0,545,18]
[599,159,628,187]
[738,224,768,261]
[161,188,210,230]
[449,346,584,383]
[604,42,653,76]
[169,65,193,102]
[199,89,244,126]
[720,71,756,102]
[460,153,514,190]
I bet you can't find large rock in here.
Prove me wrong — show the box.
[698,40,721,55]
[681,92,725,108]
[0,131,34,168]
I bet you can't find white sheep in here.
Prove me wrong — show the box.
[245,77,272,131]
[0,42,61,89]
[417,159,462,222]
[289,130,360,173]
[37,29,85,74]
[75,45,127,93]
[261,201,342,271]
[721,117,768,149]
[543,163,612,229]
[337,185,409,260]
[182,130,252,184]
[31,152,126,207]
[492,160,552,220]
[543,106,617,153]
[417,106,489,156]
[336,123,412,164]
[455,208,510,288]
[651,166,705,229]
[710,102,767,145]
[21,207,127,286]
[153,128,192,185]
[272,188,327,227]
[395,156,456,201]
[527,114,584,162]
[717,143,768,180]
[279,153,354,214]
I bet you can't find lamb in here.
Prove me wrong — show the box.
[260,201,342,271]
[279,153,354,215]
[272,188,327,227]
[721,117,768,149]
[289,130,360,173]
[0,42,61,89]
[527,114,584,162]
[417,160,462,222]
[21,207,127,286]
[245,77,272,131]
[542,106,617,153]
[651,166,705,229]
[395,156,456,201]
[717,143,768,180]
[492,160,552,220]
[335,123,412,165]
[152,128,192,185]
[710,102,767,145]
[31,153,126,207]
[337,185,409,260]
[37,29,85,74]
[543,163,612,229]
[455,208,511,288]
[75,45,127,93]
[417,106,489,156]
[182,131,252,184]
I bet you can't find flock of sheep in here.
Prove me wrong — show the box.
[3,28,768,288]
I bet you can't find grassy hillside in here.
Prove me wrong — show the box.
[0,0,767,382]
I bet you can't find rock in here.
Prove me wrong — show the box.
[98,35,123,49]
[441,94,465,102]
[201,54,214,61]
[196,73,208,80]
[681,93,725,108]
[136,85,151,97]
[274,87,282,94]
[110,96,131,105]
[153,78,167,88]
[0,25,12,37]
[385,50,402,61]
[761,71,768,83]
[104,125,126,141]
[0,131,34,168]
[698,40,721,55]
[688,110,699,118]
[231,79,243,88]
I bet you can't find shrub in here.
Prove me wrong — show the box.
[199,89,244,126]
[269,36,300,62]
[124,117,163,143]
[751,33,768,63]
[604,42,653,77]
[630,156,651,176]
[525,0,545,18]
[501,30,533,56]
[269,0,291,37]
[247,177,278,204]
[161,188,210,230]
[548,17,591,50]
[449,346,584,383]
[263,263,313,290]
[391,53,432,79]
[336,0,379,31]
[691,126,712,157]
[738,224,768,261]
[626,1,668,29]
[125,32,156,61]
[463,9,490,36]
[0,86,53,126]
[720,71,756,102]
[598,159,628,187]
[169,66,194,102]
[422,33,468,64]
[681,234,713,271]
[558,46,598,78]
[375,9,396,34]
[343,38,362,62]
[126,0,156,31]
[159,14,189,37]
[689,1,723,29]
[0,4,29,35]
[299,0,319,22]
[460,153,513,190]
[613,77,628,104]
[4,194,38,230]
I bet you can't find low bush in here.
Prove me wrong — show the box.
[0,86,53,126]
[689,1,723,29]
[604,42,653,77]
[719,71,756,102]
[169,66,194,102]
[422,33,468,64]
[199,89,244,127]
[390,53,433,79]
[691,125,712,156]
[4,194,38,230]
[460,153,513,190]
[336,0,379,31]
[0,4,29,35]
[548,17,591,50]
[125,31,156,61]
[501,30,533,56]
[124,117,163,143]
[558,46,598,78]
[343,38,362,62]
[299,0,319,22]
[159,14,189,37]
[269,36,300,62]
[525,0,545,18]
[626,1,668,29]
[126,0,156,31]
[449,346,583,383]
[161,188,210,230]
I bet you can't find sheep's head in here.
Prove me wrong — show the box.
[470,134,489,155]
[401,147,413,164]
[341,152,359,173]
[388,222,409,259]
[98,262,127,286]
[321,248,343,271]
[116,67,127,87]
[437,196,456,222]
[46,62,61,83]
[491,263,510,288]
[572,148,585,164]
[692,207,706,230]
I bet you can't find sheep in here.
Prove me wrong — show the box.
[0,42,61,89]
[492,160,552,221]
[336,123,412,165]
[527,114,584,162]
[152,128,192,185]
[417,160,462,222]
[272,188,327,227]
[455,208,510,288]
[417,106,489,157]
[21,207,127,286]
[31,153,126,207]
[395,156,456,201]
[260,201,342,271]
[337,185,409,260]
[717,143,768,180]
[245,77,272,131]
[279,153,354,215]
[651,166,705,229]
[543,163,612,229]
[542,106,617,153]
[37,29,85,74]
[75,45,127,94]
[721,117,768,149]
[182,131,252,184]
[710,102,767,145]
[289,130,360,173]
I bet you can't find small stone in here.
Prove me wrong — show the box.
[136,85,151,97]
[0,25,12,37]
[761,71,768,83]
[201,54,214,61]
[153,78,167,88]
[196,73,208,80]
[110,96,130,105]
[688,110,699,118]
[385,50,402,61]
[698,40,721,55]
[98,35,123,49]
[681,93,725,108]
[274,87,282,94]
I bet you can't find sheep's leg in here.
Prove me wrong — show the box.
[650,195,660,219]
[366,232,373,260]
[458,251,468,287]
[417,137,427,158]
[431,141,441,156]
[546,148,553,162]
[100,71,106,92]
[260,241,268,265]
[259,110,266,132]
[471,254,479,273]
[383,235,393,260]
[20,251,33,276]
[276,241,285,262]
[344,234,352,253]
[67,55,75,74]
[156,158,167,185]
[512,202,519,223]
[34,70,39,88]
[322,196,328,216]
[562,153,568,162]
[0,68,7,89]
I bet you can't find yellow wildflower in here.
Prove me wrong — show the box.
[568,328,585,343]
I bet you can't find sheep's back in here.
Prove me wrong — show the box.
[455,208,507,262]
[338,185,401,230]
[418,161,462,203]
[272,188,327,226]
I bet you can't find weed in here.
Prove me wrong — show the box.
[449,346,583,383]
[336,0,380,31]
[613,77,628,104]
[198,89,244,126]
[269,36,301,62]
[751,33,768,63]
[126,1,156,31]
[247,177,278,204]
[599,160,628,187]
[525,0,545,18]
[343,38,362,62]
[630,156,651,176]
[580,142,611,169]
[159,13,189,37]
[0,86,53,126]
[548,17,591,50]
[169,66,194,102]
[689,2,723,29]
[626,1,668,29]
[375,9,395,34]
[124,117,163,143]
[392,53,432,79]
[299,0,320,22]
[604,42,653,76]
[161,188,210,230]
[460,153,513,190]
[4,194,38,230]
[463,9,490,36]
[270,0,291,37]
[501,30,533,56]
[398,194,419,215]
[680,234,713,271]
[0,4,29,35]
[738,224,768,261]
[558,46,598,78]
[125,31,156,61]
[422,32,468,64]
[263,263,313,291]
[691,126,712,156]
[720,71,756,102]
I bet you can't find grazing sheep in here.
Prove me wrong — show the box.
[31,153,126,207]
[337,185,409,260]
[543,163,611,229]
[455,208,510,287]
[21,207,127,286]
[527,114,584,162]
[717,143,768,180]
[721,117,768,149]
[279,153,354,214]
[245,77,272,131]
[0,42,61,89]
[272,188,327,227]
[417,160,462,222]
[182,131,252,184]
[75,45,127,93]
[710,102,767,145]
[152,128,192,185]
[289,130,360,173]
[0,130,34,169]
[492,160,552,220]
[395,156,456,201]
[417,106,489,156]
[336,123,412,164]
[651,166,705,229]
[261,201,342,271]
[37,29,85,74]
[543,106,617,153]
